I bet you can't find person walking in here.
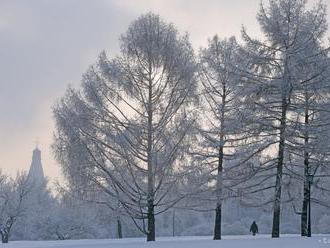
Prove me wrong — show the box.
[250,221,259,236]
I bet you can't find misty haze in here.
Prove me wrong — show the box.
[1,0,330,247]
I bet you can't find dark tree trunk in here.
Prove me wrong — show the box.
[213,145,224,240]
[301,100,309,236]
[271,99,288,238]
[147,201,155,241]
[213,80,226,241]
[146,64,155,242]
[272,158,283,238]
[301,185,308,236]
[301,148,309,237]
[214,203,222,240]
[172,210,175,237]
[117,218,123,239]
[1,217,14,243]
[307,180,312,237]
[1,232,9,244]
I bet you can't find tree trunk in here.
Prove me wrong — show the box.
[307,181,311,237]
[1,217,14,243]
[146,65,155,242]
[117,218,123,239]
[271,98,288,238]
[1,232,9,244]
[214,203,222,240]
[213,78,226,240]
[301,148,309,237]
[301,185,308,236]
[301,99,309,236]
[172,210,175,237]
[213,145,224,240]
[147,201,155,241]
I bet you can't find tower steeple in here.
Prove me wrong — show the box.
[27,146,45,185]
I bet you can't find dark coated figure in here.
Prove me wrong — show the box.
[250,221,259,236]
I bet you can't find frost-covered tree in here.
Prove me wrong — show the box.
[0,172,32,243]
[241,0,329,238]
[286,40,330,237]
[46,196,98,240]
[197,36,264,240]
[53,13,197,241]
[13,178,56,241]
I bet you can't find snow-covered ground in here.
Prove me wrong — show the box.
[5,235,330,248]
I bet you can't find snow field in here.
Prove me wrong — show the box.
[5,235,330,248]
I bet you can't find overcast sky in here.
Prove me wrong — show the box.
[0,0,328,184]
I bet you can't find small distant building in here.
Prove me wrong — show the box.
[27,147,45,186]
[18,146,52,240]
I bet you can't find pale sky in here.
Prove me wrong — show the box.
[0,0,328,185]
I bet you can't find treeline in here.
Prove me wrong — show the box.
[52,0,330,242]
[2,0,330,244]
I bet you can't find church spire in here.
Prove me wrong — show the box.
[27,146,45,185]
